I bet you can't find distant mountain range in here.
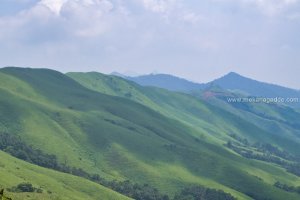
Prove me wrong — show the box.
[124,73,206,92]
[116,72,300,107]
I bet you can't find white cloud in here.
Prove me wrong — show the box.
[0,0,122,39]
[213,0,299,16]
[219,0,300,15]
[142,0,177,13]
[251,0,299,15]
[60,0,115,37]
[39,0,114,16]
[140,0,204,24]
[39,0,68,15]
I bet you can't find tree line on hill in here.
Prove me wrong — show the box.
[274,181,300,194]
[0,131,236,200]
[173,186,237,200]
[226,134,300,177]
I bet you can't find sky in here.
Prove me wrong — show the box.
[0,0,300,89]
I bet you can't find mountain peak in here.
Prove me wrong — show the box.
[226,71,241,76]
[222,72,245,79]
[213,72,252,85]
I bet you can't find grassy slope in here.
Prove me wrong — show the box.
[66,72,300,198]
[199,91,300,155]
[0,69,250,199]
[67,72,300,155]
[0,68,299,200]
[0,151,130,200]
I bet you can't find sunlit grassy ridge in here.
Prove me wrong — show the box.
[67,72,300,198]
[0,68,300,199]
[0,151,131,200]
[68,72,300,154]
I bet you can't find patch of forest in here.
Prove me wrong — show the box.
[274,181,300,194]
[226,134,300,177]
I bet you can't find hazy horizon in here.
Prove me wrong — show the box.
[3,65,299,90]
[0,0,299,89]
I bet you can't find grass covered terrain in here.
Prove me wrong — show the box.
[0,151,130,200]
[0,68,300,199]
[68,72,300,155]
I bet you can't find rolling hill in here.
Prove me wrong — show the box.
[67,71,300,199]
[1,67,300,200]
[0,151,130,200]
[68,72,300,155]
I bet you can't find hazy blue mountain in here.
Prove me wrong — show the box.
[211,72,300,107]
[120,72,300,107]
[212,72,298,96]
[123,73,205,92]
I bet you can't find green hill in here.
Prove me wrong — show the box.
[0,151,130,200]
[0,68,300,200]
[67,71,300,198]
[67,72,300,155]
